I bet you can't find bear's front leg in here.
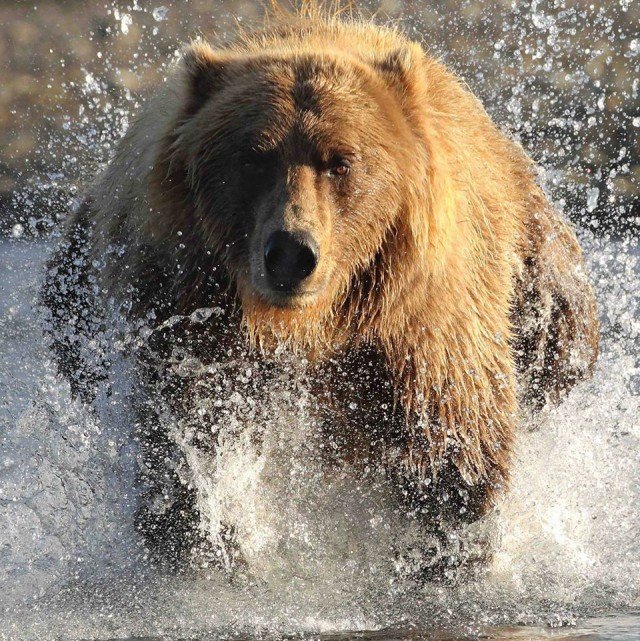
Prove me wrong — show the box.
[324,346,503,582]
[134,309,250,571]
[134,357,239,570]
[384,438,500,584]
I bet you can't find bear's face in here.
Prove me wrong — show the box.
[178,51,422,312]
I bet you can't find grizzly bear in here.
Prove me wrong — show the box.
[41,6,599,569]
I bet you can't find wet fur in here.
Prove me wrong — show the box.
[41,4,599,566]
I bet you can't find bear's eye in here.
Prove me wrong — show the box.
[329,158,351,178]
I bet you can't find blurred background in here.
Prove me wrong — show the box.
[0,0,638,238]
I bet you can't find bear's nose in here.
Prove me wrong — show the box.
[263,230,318,291]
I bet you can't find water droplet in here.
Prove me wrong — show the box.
[119,12,132,34]
[152,6,168,22]
[586,187,600,212]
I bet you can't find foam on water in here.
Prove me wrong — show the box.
[0,231,638,640]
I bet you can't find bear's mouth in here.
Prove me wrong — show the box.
[256,285,321,309]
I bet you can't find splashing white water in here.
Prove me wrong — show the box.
[0,232,638,640]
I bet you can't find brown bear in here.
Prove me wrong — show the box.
[41,5,599,569]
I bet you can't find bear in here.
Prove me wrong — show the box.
[41,5,599,572]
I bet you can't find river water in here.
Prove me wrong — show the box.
[0,225,638,641]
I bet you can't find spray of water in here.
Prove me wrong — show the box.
[0,229,637,641]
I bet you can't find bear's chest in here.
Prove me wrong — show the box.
[136,313,407,467]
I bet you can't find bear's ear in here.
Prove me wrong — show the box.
[182,40,229,113]
[371,45,429,123]
[372,47,415,87]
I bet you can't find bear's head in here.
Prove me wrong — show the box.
[151,29,441,346]
[151,16,522,376]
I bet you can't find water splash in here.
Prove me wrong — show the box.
[0,230,638,640]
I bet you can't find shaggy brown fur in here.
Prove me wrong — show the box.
[42,4,599,564]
